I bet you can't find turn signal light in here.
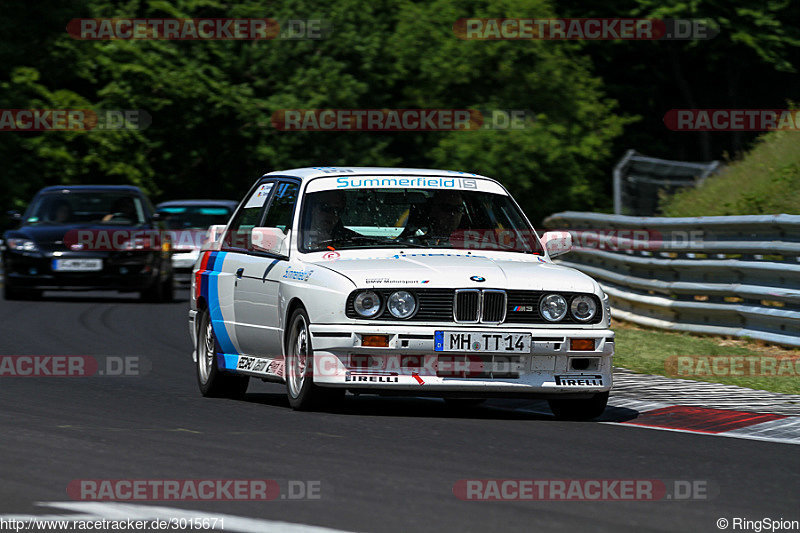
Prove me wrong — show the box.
[570,338,594,351]
[362,335,389,347]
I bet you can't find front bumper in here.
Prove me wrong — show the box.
[172,251,200,284]
[3,250,163,291]
[308,324,614,396]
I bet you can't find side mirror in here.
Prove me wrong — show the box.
[202,225,227,251]
[7,210,21,222]
[540,231,572,258]
[251,227,289,256]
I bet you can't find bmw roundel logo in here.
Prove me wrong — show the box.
[470,276,485,282]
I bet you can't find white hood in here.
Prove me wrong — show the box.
[309,252,597,293]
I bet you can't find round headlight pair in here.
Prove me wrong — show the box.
[539,294,597,322]
[353,290,417,319]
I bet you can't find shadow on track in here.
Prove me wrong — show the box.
[240,391,642,422]
[242,392,560,421]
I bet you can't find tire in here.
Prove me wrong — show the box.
[284,307,344,411]
[548,391,609,421]
[196,308,249,399]
[140,274,173,302]
[160,274,174,302]
[3,283,40,301]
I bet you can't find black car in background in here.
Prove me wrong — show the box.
[2,185,173,301]
[156,199,238,284]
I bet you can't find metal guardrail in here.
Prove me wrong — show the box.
[613,150,720,215]
[543,211,800,347]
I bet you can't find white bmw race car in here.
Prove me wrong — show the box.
[189,167,614,419]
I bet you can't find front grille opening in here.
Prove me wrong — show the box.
[569,357,600,371]
[435,354,520,379]
[482,291,506,322]
[454,290,480,322]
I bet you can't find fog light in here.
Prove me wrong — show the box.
[570,338,594,351]
[362,335,389,347]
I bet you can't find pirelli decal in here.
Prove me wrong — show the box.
[554,375,604,387]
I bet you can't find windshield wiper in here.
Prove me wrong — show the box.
[391,240,427,248]
[313,235,427,250]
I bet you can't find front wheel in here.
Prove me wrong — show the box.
[548,391,609,421]
[3,283,41,300]
[285,308,343,411]
[140,272,173,302]
[196,308,249,399]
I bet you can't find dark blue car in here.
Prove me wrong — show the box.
[3,185,173,301]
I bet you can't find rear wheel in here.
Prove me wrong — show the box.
[196,308,249,398]
[285,307,343,411]
[548,391,609,420]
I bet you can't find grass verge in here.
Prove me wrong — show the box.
[659,129,800,216]
[613,319,800,395]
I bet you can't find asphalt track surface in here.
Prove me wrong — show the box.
[0,291,798,532]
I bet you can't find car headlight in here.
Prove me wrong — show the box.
[387,290,416,319]
[570,295,597,322]
[354,291,382,318]
[540,293,567,322]
[6,238,38,252]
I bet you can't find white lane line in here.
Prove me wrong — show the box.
[0,502,357,533]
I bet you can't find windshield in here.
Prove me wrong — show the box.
[160,205,234,229]
[299,188,542,254]
[25,191,146,226]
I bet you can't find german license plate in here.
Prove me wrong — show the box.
[52,258,102,272]
[435,331,532,353]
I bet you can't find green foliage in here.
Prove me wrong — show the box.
[559,0,800,162]
[1,0,797,224]
[660,129,800,216]
[0,0,630,224]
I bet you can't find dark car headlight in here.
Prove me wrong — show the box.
[353,291,382,318]
[6,238,38,252]
[570,295,597,322]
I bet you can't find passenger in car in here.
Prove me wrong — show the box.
[398,190,465,246]
[49,199,73,223]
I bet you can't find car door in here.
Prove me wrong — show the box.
[233,180,300,358]
[212,180,276,358]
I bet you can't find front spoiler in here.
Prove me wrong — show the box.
[309,324,614,395]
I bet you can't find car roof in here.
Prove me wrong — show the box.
[263,166,491,182]
[38,185,143,193]
[157,199,238,208]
